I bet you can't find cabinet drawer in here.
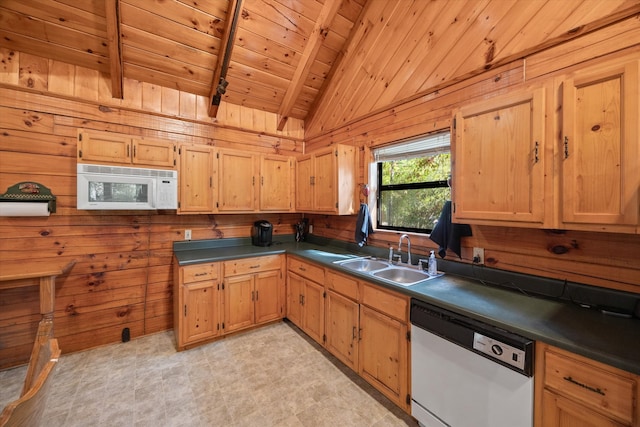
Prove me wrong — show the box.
[182,263,218,283]
[543,348,635,424]
[223,255,281,276]
[361,283,408,322]
[287,257,324,282]
[325,270,358,300]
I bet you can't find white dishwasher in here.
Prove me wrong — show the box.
[410,299,534,427]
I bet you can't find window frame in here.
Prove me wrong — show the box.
[373,131,451,234]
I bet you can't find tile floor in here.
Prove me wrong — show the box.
[0,321,417,426]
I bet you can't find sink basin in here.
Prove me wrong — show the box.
[335,258,390,272]
[372,267,433,286]
[334,257,443,286]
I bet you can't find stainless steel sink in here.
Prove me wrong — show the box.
[334,257,442,286]
[334,258,390,272]
[372,267,433,286]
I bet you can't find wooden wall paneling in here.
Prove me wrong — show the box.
[341,2,424,123]
[382,0,483,108]
[48,60,75,97]
[423,1,516,94]
[0,48,19,85]
[17,53,48,91]
[142,82,162,113]
[74,66,99,101]
[305,60,525,153]
[121,77,143,109]
[179,91,197,120]
[0,30,109,74]
[347,2,445,123]
[311,0,396,133]
[525,15,640,80]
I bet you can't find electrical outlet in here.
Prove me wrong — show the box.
[472,247,484,264]
[185,229,192,240]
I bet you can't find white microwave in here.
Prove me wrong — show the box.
[77,164,178,210]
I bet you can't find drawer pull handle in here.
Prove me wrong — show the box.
[194,272,208,277]
[563,376,606,396]
[299,266,306,271]
[249,265,260,269]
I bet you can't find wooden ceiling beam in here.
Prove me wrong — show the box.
[105,0,123,99]
[208,0,242,118]
[276,0,342,131]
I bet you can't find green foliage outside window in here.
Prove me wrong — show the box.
[378,152,451,233]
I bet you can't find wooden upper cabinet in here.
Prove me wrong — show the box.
[295,154,314,211]
[260,155,295,212]
[217,149,258,212]
[560,60,639,233]
[295,144,356,215]
[131,138,176,168]
[178,144,215,214]
[77,129,175,168]
[452,88,546,227]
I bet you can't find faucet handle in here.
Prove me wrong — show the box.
[392,254,402,265]
[418,259,429,271]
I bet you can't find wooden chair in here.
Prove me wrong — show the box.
[0,321,60,427]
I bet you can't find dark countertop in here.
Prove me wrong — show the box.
[174,237,640,375]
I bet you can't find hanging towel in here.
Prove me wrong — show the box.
[429,201,472,258]
[355,203,374,247]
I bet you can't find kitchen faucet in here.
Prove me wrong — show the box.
[398,234,411,265]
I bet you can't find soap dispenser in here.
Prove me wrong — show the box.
[428,250,437,276]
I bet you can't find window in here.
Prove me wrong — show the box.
[375,131,450,234]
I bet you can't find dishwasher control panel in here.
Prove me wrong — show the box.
[473,332,526,371]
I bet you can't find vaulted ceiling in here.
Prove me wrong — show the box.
[1,0,639,135]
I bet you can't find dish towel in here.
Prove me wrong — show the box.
[355,203,374,247]
[429,201,472,258]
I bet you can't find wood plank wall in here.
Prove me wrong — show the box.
[305,19,640,296]
[0,51,304,368]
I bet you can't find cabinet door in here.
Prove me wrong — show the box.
[295,155,313,211]
[286,272,304,328]
[561,61,639,233]
[77,130,131,164]
[224,274,254,333]
[303,280,325,345]
[254,270,282,324]
[359,305,408,410]
[541,390,625,427]
[183,281,219,345]
[132,138,175,168]
[453,88,545,226]
[313,148,338,212]
[179,144,215,213]
[217,150,257,212]
[325,291,359,371]
[260,155,294,211]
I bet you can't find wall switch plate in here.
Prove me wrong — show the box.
[185,229,192,240]
[472,247,484,264]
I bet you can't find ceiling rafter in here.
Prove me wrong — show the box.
[276,0,343,131]
[105,0,123,99]
[208,0,243,118]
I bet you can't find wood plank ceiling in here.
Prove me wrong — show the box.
[1,0,639,135]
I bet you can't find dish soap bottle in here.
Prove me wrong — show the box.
[428,251,437,276]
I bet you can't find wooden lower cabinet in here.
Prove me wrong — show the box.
[174,255,284,350]
[325,290,359,371]
[535,342,639,427]
[223,255,285,334]
[542,390,627,427]
[286,271,325,345]
[288,264,411,412]
[174,262,222,350]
